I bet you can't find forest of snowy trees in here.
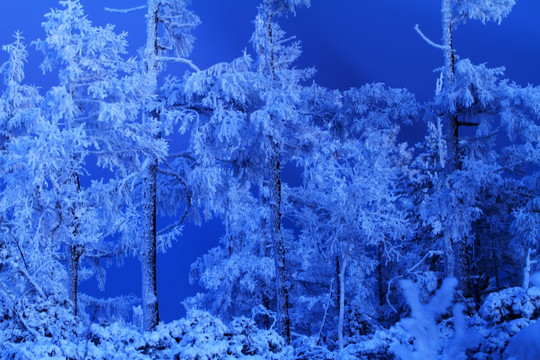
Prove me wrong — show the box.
[1,0,540,358]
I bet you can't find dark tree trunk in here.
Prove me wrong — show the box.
[68,244,83,316]
[142,157,159,331]
[140,0,160,331]
[268,146,291,343]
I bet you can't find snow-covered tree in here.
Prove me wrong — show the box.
[103,0,199,331]
[171,0,314,342]
[413,0,540,299]
[33,0,170,319]
[138,0,199,332]
[0,32,78,342]
[285,83,418,353]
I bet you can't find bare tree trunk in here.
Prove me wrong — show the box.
[67,171,83,316]
[338,240,351,356]
[338,263,346,355]
[523,248,537,289]
[377,244,385,307]
[269,146,291,343]
[441,0,470,294]
[68,244,83,316]
[141,157,159,331]
[141,0,160,331]
[261,3,291,342]
[441,0,458,172]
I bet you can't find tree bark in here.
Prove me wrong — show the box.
[269,146,291,343]
[441,0,472,297]
[68,244,83,316]
[338,241,351,357]
[141,0,160,331]
[67,171,83,316]
[441,0,458,172]
[141,158,159,330]
[261,3,291,343]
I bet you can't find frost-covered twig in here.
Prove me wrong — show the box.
[386,250,443,312]
[156,56,200,72]
[105,5,146,13]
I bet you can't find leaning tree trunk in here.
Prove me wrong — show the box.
[141,0,160,331]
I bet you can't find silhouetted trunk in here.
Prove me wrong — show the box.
[377,244,385,306]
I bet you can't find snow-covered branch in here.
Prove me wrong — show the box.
[156,166,192,236]
[156,56,200,72]
[105,5,146,14]
[414,24,447,50]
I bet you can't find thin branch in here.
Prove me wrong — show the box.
[414,24,447,50]
[386,250,443,312]
[156,56,200,72]
[457,121,479,127]
[13,262,46,299]
[7,230,28,271]
[460,130,501,143]
[105,5,146,13]
[316,278,334,346]
[156,166,192,236]
[95,217,129,244]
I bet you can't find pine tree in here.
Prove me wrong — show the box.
[415,0,517,295]
[171,0,314,342]
[0,33,76,340]
[35,0,164,317]
[138,0,199,331]
[286,83,418,352]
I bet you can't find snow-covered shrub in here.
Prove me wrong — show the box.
[169,310,290,359]
[0,310,291,359]
[479,286,540,324]
[473,282,540,359]
[389,278,480,360]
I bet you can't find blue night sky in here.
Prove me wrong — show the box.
[1,0,540,322]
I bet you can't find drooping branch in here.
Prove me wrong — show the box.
[414,24,447,50]
[156,166,192,236]
[105,5,146,14]
[156,56,200,72]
